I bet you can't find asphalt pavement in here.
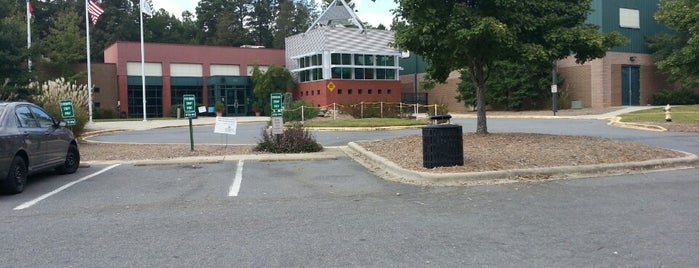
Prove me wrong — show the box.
[83,106,699,186]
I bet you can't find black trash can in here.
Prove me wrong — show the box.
[422,116,464,168]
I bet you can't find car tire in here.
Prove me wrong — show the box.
[57,144,80,174]
[2,156,27,194]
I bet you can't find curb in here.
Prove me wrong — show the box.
[344,142,699,187]
[82,146,346,166]
[607,117,667,132]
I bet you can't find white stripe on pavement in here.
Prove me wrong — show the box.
[14,164,121,210]
[228,160,244,197]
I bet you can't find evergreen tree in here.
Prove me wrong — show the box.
[249,0,277,47]
[39,11,86,81]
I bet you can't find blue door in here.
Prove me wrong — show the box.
[621,65,640,106]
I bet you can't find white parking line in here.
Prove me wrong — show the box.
[228,160,244,197]
[14,164,121,210]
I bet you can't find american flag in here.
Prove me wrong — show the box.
[87,0,104,25]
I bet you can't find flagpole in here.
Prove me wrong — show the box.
[26,0,32,71]
[85,0,94,123]
[140,2,147,121]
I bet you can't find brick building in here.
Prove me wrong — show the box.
[103,42,285,118]
[399,0,675,112]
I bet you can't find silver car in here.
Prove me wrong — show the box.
[0,102,80,194]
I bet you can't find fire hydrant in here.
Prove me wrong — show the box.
[664,104,672,122]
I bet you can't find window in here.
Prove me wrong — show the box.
[331,54,341,65]
[29,106,54,128]
[364,55,374,66]
[378,89,382,94]
[376,55,395,66]
[95,102,101,108]
[358,89,363,95]
[364,68,374,79]
[341,54,352,65]
[337,89,342,94]
[93,87,100,93]
[619,8,640,29]
[311,90,314,96]
[386,69,396,80]
[15,106,38,128]
[368,89,372,94]
[332,67,352,79]
[128,85,163,118]
[348,89,353,95]
[354,54,364,66]
[387,89,392,94]
[354,68,364,79]
[376,69,387,79]
[317,90,321,95]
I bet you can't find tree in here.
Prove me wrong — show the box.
[273,0,319,48]
[196,0,253,46]
[145,9,194,44]
[393,0,625,134]
[649,0,699,88]
[0,0,30,84]
[251,65,295,114]
[249,0,276,47]
[39,11,86,81]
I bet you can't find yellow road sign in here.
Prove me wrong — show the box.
[327,81,336,92]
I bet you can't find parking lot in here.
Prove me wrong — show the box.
[2,155,699,267]
[2,115,699,267]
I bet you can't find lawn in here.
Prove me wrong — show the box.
[303,118,429,128]
[620,105,699,123]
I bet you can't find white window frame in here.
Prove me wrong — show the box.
[619,8,640,29]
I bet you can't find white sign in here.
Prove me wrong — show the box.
[198,106,207,113]
[551,85,558,93]
[272,116,284,135]
[214,117,237,135]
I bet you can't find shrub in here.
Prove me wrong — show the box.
[425,103,450,116]
[30,78,89,137]
[650,89,699,105]
[256,123,323,153]
[93,108,116,119]
[339,102,403,118]
[283,101,320,122]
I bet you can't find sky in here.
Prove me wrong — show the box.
[151,0,398,28]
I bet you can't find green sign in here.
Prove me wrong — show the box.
[271,93,283,111]
[183,94,196,118]
[59,99,74,118]
[271,111,282,117]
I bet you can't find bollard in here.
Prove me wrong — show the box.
[664,104,672,122]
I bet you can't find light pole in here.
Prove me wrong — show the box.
[551,60,558,116]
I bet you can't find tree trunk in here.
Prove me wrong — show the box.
[475,82,488,134]
[470,61,488,134]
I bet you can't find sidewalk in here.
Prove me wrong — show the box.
[84,116,270,133]
[85,106,659,133]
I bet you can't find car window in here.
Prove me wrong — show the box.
[30,106,56,128]
[0,106,5,126]
[15,106,40,128]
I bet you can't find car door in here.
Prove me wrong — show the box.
[29,105,67,166]
[14,105,48,172]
